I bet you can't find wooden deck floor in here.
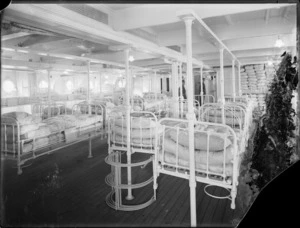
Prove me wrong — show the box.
[1,137,241,227]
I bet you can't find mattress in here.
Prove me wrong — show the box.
[113,134,155,146]
[114,117,157,128]
[162,152,233,176]
[111,125,163,138]
[160,137,234,176]
[166,128,232,152]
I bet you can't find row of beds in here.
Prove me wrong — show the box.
[107,94,256,209]
[0,92,172,174]
[1,92,255,209]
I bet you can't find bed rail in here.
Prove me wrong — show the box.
[32,102,69,119]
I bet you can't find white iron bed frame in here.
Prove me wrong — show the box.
[1,102,106,175]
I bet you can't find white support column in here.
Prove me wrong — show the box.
[219,48,225,124]
[154,71,158,101]
[179,62,184,117]
[87,60,91,114]
[47,69,51,117]
[232,59,236,102]
[182,15,197,227]
[141,74,144,94]
[172,62,179,117]
[149,73,151,92]
[124,48,134,200]
[238,63,242,96]
[47,69,51,102]
[200,66,204,105]
[99,70,102,94]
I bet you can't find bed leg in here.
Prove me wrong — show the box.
[230,188,237,209]
[17,164,23,175]
[88,138,93,158]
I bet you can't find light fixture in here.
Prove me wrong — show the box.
[129,55,135,62]
[267,60,273,66]
[274,36,284,48]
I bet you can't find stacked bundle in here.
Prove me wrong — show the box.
[240,67,249,92]
[265,64,276,85]
[257,94,266,111]
[254,65,267,92]
[245,65,258,91]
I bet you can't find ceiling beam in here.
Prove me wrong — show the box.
[84,51,159,63]
[204,55,283,67]
[4,4,203,67]
[2,44,148,71]
[22,37,75,49]
[2,58,104,72]
[132,58,167,67]
[197,46,294,61]
[2,32,30,41]
[265,9,270,24]
[112,4,290,31]
[181,33,296,55]
[158,16,295,47]
[224,15,234,26]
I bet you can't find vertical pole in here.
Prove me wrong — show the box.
[220,48,225,124]
[172,62,179,117]
[99,70,102,94]
[183,15,197,227]
[141,74,144,94]
[155,71,158,101]
[238,62,242,97]
[47,69,51,117]
[47,69,51,102]
[232,59,236,102]
[179,62,183,117]
[200,66,204,106]
[125,49,134,200]
[87,60,91,114]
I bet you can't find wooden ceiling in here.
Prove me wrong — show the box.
[1,3,297,73]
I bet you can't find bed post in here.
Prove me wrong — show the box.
[125,48,134,200]
[47,69,51,117]
[219,48,226,125]
[200,66,204,106]
[232,59,236,102]
[179,62,184,118]
[179,11,197,227]
[99,69,102,96]
[172,61,179,118]
[238,62,242,97]
[87,60,91,115]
